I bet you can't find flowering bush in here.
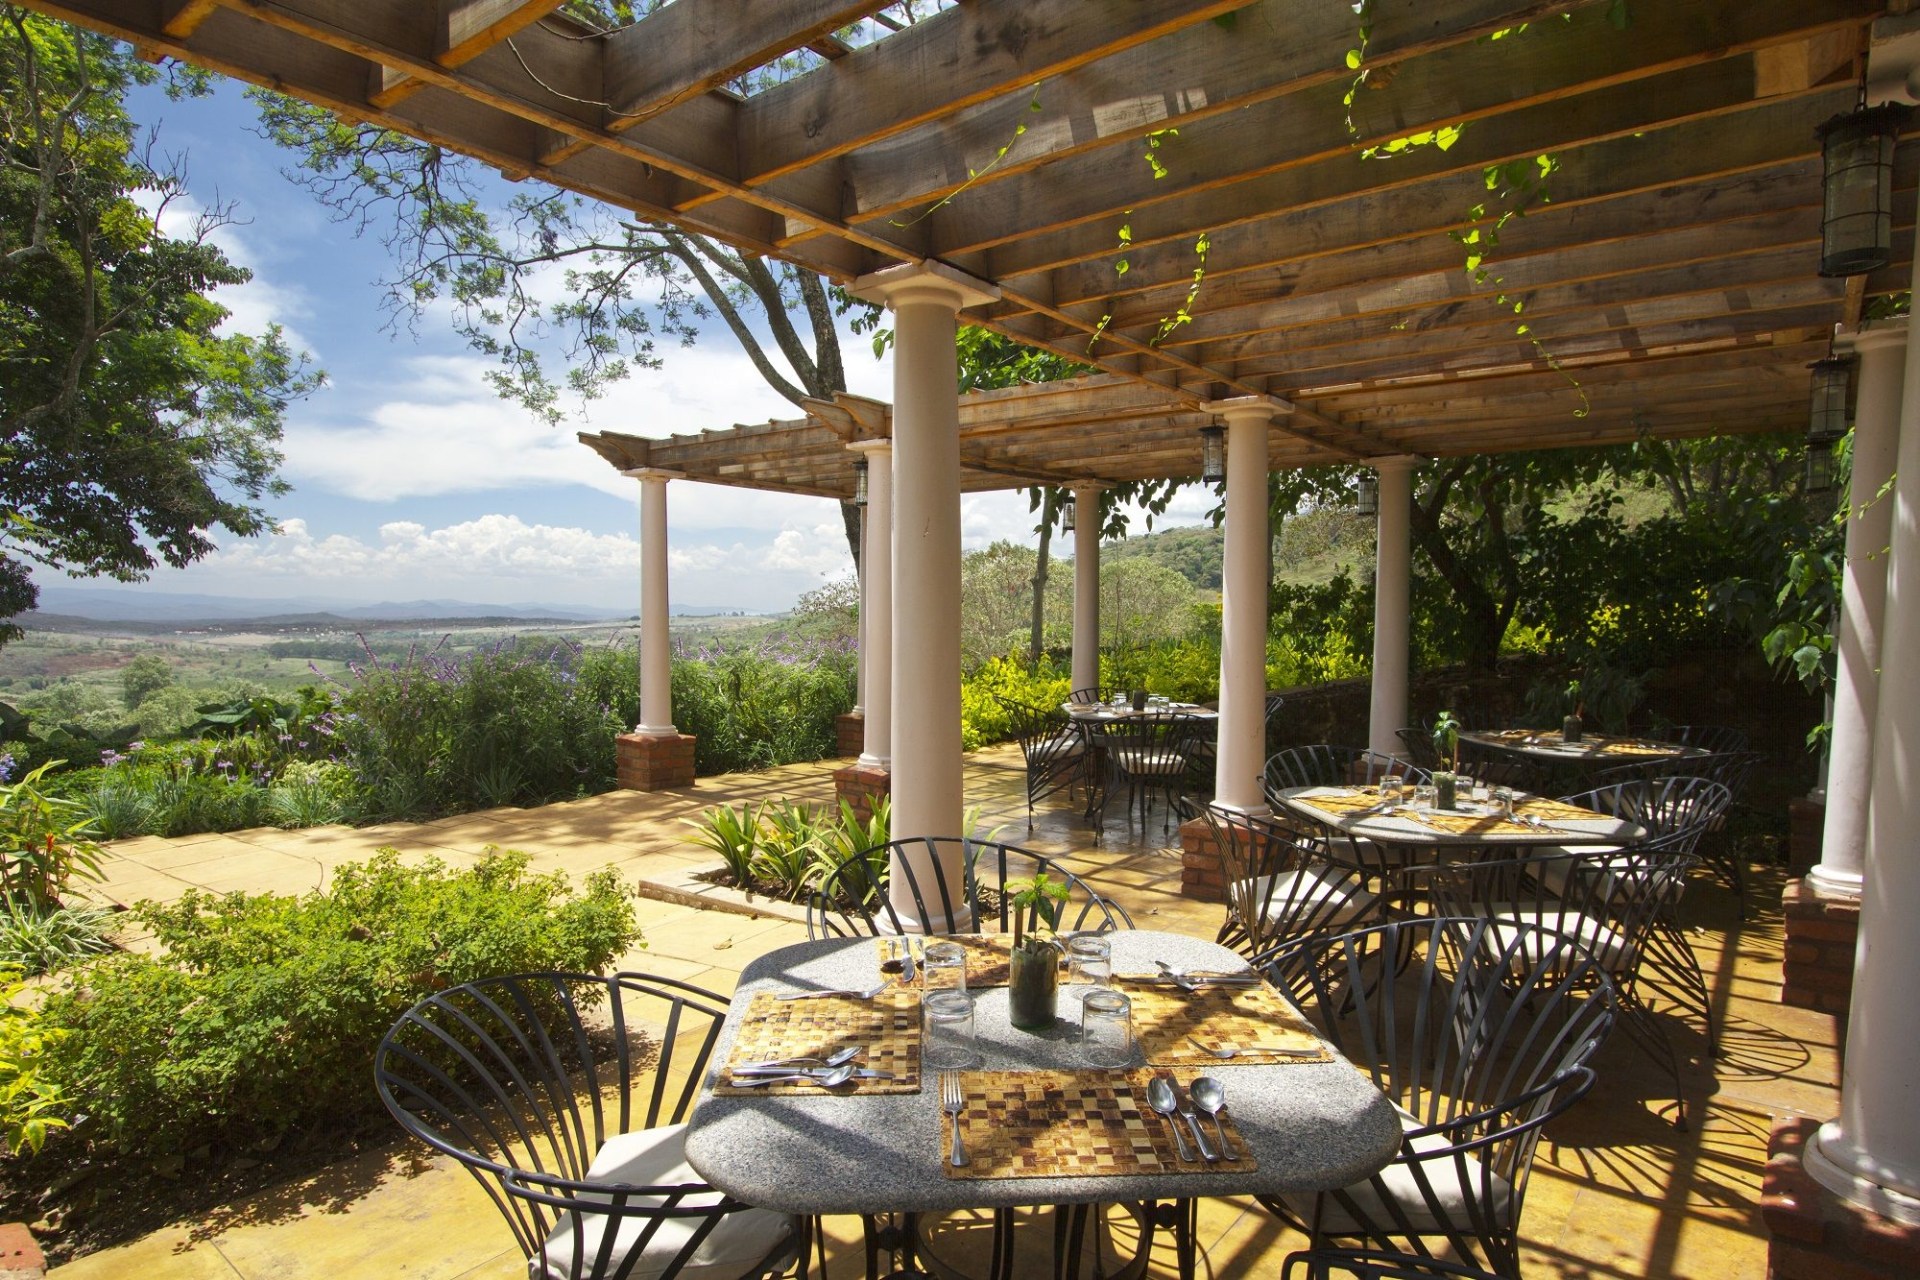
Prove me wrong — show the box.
[670,634,856,774]
[958,654,1072,750]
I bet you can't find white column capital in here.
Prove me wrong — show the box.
[849,260,999,312]
[1842,319,1909,355]
[846,438,893,457]
[622,467,682,483]
[1365,454,1423,473]
[1070,479,1107,493]
[1204,395,1287,423]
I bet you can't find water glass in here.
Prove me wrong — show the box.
[1064,934,1112,990]
[1413,784,1437,810]
[923,989,981,1070]
[1080,989,1134,1068]
[1381,773,1405,802]
[1493,786,1516,818]
[921,939,967,994]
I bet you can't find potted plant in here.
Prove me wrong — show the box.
[1430,710,1461,810]
[1562,679,1585,743]
[1005,872,1069,1029]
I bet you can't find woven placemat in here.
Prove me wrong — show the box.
[1479,729,1683,759]
[1511,796,1614,822]
[1113,979,1331,1066]
[1303,788,1612,837]
[941,1069,1256,1180]
[878,933,1017,989]
[715,991,921,1095]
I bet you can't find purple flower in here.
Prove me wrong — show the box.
[100,748,124,768]
[0,753,14,784]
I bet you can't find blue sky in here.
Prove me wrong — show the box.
[37,76,1213,614]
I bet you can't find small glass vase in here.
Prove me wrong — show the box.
[1432,770,1458,810]
[1563,714,1584,744]
[1007,941,1061,1029]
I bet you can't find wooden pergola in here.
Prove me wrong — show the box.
[33,1,1920,1248]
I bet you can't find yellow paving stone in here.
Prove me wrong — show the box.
[49,1225,244,1279]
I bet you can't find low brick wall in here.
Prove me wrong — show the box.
[834,762,890,822]
[1762,1116,1920,1280]
[1780,878,1860,1017]
[614,732,698,791]
[1178,815,1223,903]
[0,1223,44,1280]
[835,711,865,759]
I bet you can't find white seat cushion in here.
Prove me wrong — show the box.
[1271,1104,1514,1234]
[1481,905,1634,973]
[1232,867,1377,934]
[534,1124,793,1280]
[1113,748,1188,776]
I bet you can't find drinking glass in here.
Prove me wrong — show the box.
[1493,786,1516,818]
[1064,934,1112,990]
[1080,989,1134,1068]
[921,939,967,994]
[1381,773,1405,802]
[923,989,981,1069]
[1413,784,1437,810]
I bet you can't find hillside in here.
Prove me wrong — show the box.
[1103,507,1375,591]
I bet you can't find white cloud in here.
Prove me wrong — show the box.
[145,190,319,352]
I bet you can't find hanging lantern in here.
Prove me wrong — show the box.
[1061,490,1076,533]
[1200,426,1226,483]
[1817,102,1911,277]
[1805,355,1853,495]
[1356,471,1379,518]
[852,457,869,507]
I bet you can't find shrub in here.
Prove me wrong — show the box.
[39,847,640,1158]
[0,900,115,976]
[0,972,70,1155]
[958,654,1072,750]
[670,639,855,774]
[0,762,106,911]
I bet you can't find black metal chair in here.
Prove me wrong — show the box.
[806,837,1134,939]
[1283,1247,1509,1280]
[1259,918,1616,1280]
[1262,745,1427,798]
[995,696,1089,828]
[1188,801,1389,961]
[1393,728,1443,773]
[1422,845,1697,1129]
[1084,713,1213,834]
[1665,723,1750,754]
[375,971,812,1280]
[1264,692,1288,755]
[1067,685,1110,707]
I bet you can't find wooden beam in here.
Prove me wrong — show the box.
[160,0,219,38]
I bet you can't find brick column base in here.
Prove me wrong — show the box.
[836,711,865,759]
[1179,815,1224,903]
[1788,794,1826,878]
[615,732,697,791]
[1763,1117,1920,1279]
[834,762,890,823]
[0,1222,45,1279]
[1781,877,1860,1016]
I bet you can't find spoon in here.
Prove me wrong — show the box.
[1185,1035,1321,1060]
[736,1045,862,1071]
[1155,960,1258,990]
[1188,1077,1235,1160]
[733,1063,857,1089]
[1145,1077,1198,1162]
[776,983,888,1001]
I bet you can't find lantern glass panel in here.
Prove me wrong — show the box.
[852,458,869,507]
[1356,472,1380,518]
[1805,445,1836,496]
[1807,358,1852,445]
[1819,105,1910,277]
[1200,427,1226,483]
[1062,492,1076,533]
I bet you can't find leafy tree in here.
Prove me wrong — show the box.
[119,653,171,708]
[0,11,318,647]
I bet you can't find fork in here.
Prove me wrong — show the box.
[775,982,889,1001]
[940,1071,968,1167]
[1186,1034,1321,1060]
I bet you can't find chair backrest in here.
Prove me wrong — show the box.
[1394,728,1444,771]
[1263,918,1614,1277]
[1193,803,1379,960]
[807,837,1135,939]
[1665,723,1750,754]
[1264,745,1426,802]
[375,972,745,1275]
[1567,775,1730,852]
[1067,685,1109,706]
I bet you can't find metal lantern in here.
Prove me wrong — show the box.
[1355,471,1380,518]
[1200,426,1226,483]
[852,457,869,507]
[1817,102,1911,277]
[1805,355,1853,495]
[1061,490,1076,533]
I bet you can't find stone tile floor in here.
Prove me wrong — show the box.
[49,745,1835,1278]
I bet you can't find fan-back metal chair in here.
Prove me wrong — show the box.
[1665,723,1751,754]
[1263,745,1427,797]
[1283,1247,1510,1280]
[1187,801,1389,961]
[806,837,1134,939]
[376,971,812,1280]
[1259,917,1616,1280]
[1085,713,1213,834]
[1393,728,1443,773]
[995,696,1089,828]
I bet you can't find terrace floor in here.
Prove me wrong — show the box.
[51,745,1837,1279]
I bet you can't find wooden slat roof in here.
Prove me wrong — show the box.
[35,0,1916,498]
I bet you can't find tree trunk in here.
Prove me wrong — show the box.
[1029,489,1056,665]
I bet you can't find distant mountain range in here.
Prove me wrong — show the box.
[25,585,761,625]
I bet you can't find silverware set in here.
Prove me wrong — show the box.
[1185,1034,1319,1061]
[774,981,888,1001]
[1146,1075,1235,1162]
[940,1071,967,1167]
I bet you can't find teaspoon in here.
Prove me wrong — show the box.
[733,1063,857,1089]
[1189,1076,1235,1159]
[1145,1077,1197,1162]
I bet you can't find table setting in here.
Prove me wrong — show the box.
[1277,781,1644,848]
[1461,726,1708,763]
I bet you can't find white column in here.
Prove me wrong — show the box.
[1367,457,1419,760]
[1208,398,1278,812]
[851,262,998,932]
[1072,482,1103,696]
[851,440,893,769]
[851,463,869,720]
[1813,323,1905,895]
[1807,218,1920,1225]
[625,468,679,736]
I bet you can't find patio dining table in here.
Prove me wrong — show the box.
[1459,727,1709,768]
[682,930,1400,1279]
[1064,700,1219,724]
[1274,783,1647,854]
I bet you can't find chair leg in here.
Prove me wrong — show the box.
[1616,994,1690,1130]
[1640,911,1718,1058]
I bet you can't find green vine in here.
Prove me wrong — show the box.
[889,86,1043,229]
[1091,128,1210,356]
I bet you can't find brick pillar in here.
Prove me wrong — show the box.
[1179,814,1225,903]
[1780,877,1860,1017]
[836,711,865,759]
[615,732,697,791]
[1764,1117,1920,1278]
[0,1222,45,1279]
[834,761,891,823]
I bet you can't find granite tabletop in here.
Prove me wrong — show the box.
[682,930,1400,1215]
[1276,784,1646,848]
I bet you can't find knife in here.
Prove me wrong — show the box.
[731,1067,897,1080]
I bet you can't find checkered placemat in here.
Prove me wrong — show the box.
[1114,978,1331,1066]
[941,1070,1256,1180]
[878,933,1017,989]
[1301,788,1613,837]
[715,991,921,1095]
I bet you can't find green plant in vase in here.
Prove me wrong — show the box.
[1005,872,1069,1029]
[1562,679,1585,743]
[1430,710,1462,810]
